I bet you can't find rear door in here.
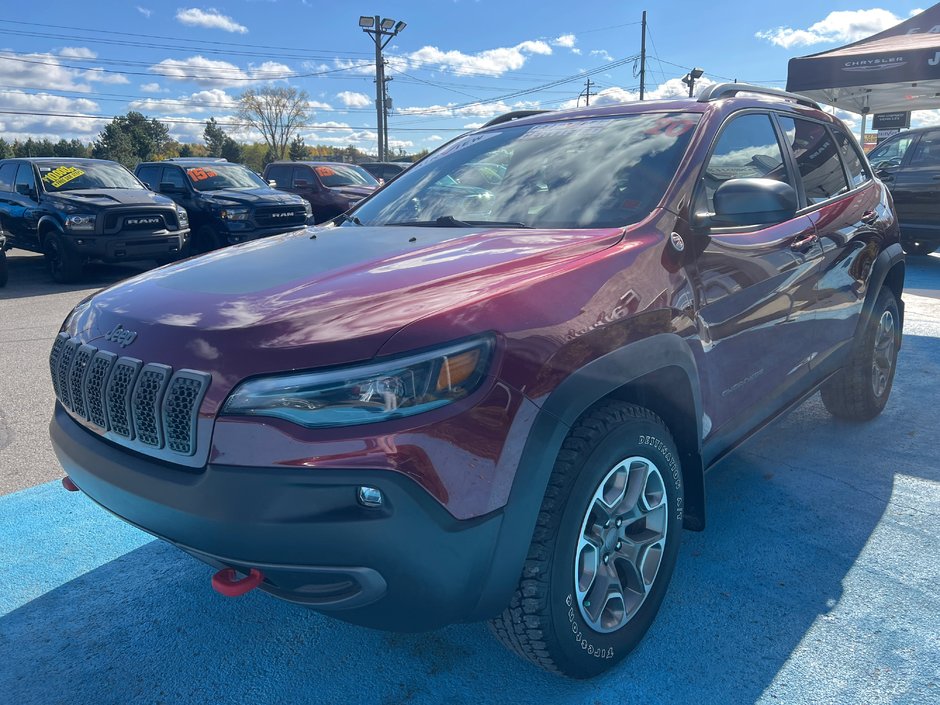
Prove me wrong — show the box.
[690,112,821,444]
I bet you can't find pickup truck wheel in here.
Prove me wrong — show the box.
[44,233,83,283]
[821,287,899,421]
[0,248,7,287]
[489,401,684,678]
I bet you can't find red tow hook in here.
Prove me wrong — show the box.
[62,476,79,492]
[211,568,265,597]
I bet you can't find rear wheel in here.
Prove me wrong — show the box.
[489,401,684,678]
[821,287,900,421]
[44,233,83,283]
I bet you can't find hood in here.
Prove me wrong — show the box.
[328,184,376,199]
[65,224,624,412]
[199,187,305,208]
[45,188,177,209]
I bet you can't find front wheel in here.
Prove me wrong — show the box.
[821,287,900,421]
[489,401,684,678]
[192,226,225,254]
[0,248,7,287]
[44,233,83,283]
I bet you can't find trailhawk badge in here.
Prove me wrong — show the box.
[104,324,138,348]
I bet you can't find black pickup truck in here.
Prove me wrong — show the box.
[0,158,190,283]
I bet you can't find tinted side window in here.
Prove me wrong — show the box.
[266,165,291,187]
[14,163,36,195]
[0,163,16,192]
[908,131,940,167]
[136,166,161,189]
[778,117,849,204]
[832,129,870,187]
[700,113,791,211]
[292,166,313,186]
[162,167,187,189]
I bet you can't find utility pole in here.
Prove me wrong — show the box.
[578,79,595,107]
[639,10,647,101]
[359,15,407,161]
[383,70,393,159]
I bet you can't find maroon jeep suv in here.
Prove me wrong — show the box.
[49,84,905,678]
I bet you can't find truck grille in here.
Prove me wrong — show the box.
[50,332,210,458]
[254,205,307,228]
[104,210,178,232]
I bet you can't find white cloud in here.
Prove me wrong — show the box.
[553,34,576,48]
[463,122,484,129]
[136,6,152,18]
[149,55,291,86]
[176,8,248,34]
[558,75,718,110]
[307,100,332,111]
[58,47,97,59]
[336,91,372,108]
[756,9,914,48]
[0,50,131,91]
[397,100,514,119]
[405,39,552,77]
[590,49,614,62]
[0,89,104,140]
[140,82,167,93]
[428,135,444,142]
[129,88,236,114]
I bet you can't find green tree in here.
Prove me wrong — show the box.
[236,86,310,160]
[288,135,308,161]
[0,139,11,159]
[204,117,242,162]
[92,111,172,168]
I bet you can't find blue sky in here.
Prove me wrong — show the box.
[0,1,932,154]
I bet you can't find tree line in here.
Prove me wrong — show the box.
[2,87,429,172]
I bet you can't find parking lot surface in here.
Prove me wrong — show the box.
[1,250,938,704]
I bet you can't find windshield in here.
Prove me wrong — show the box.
[868,133,915,168]
[314,164,379,188]
[38,162,143,192]
[351,112,700,229]
[184,163,268,191]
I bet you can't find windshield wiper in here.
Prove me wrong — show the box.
[385,215,531,228]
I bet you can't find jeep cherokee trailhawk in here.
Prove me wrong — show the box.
[49,84,905,678]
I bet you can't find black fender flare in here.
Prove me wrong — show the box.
[470,333,705,620]
[859,242,905,342]
[36,215,65,247]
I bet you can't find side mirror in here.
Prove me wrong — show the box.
[706,178,797,228]
[293,178,309,188]
[159,182,185,195]
[268,179,278,187]
[142,182,152,190]
[15,183,35,198]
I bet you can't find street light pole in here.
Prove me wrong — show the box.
[682,67,705,98]
[359,15,407,161]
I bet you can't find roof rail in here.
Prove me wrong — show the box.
[165,157,229,162]
[697,83,820,110]
[481,110,550,128]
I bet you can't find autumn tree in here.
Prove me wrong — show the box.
[236,87,310,160]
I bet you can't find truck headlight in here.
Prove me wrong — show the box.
[220,207,249,221]
[303,200,312,218]
[176,207,189,227]
[64,214,96,231]
[222,336,494,428]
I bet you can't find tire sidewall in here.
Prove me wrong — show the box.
[547,416,684,677]
[867,289,900,410]
[0,249,7,287]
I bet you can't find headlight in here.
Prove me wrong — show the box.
[303,200,312,217]
[64,214,96,231]
[176,207,189,226]
[220,207,249,221]
[222,336,494,428]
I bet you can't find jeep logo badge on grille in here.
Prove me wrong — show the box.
[104,324,138,348]
[126,216,161,226]
[271,212,293,218]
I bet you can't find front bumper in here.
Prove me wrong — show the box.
[221,217,316,244]
[62,229,189,262]
[50,405,507,631]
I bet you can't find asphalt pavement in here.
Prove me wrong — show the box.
[1,249,938,704]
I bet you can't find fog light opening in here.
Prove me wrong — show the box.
[358,486,384,507]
